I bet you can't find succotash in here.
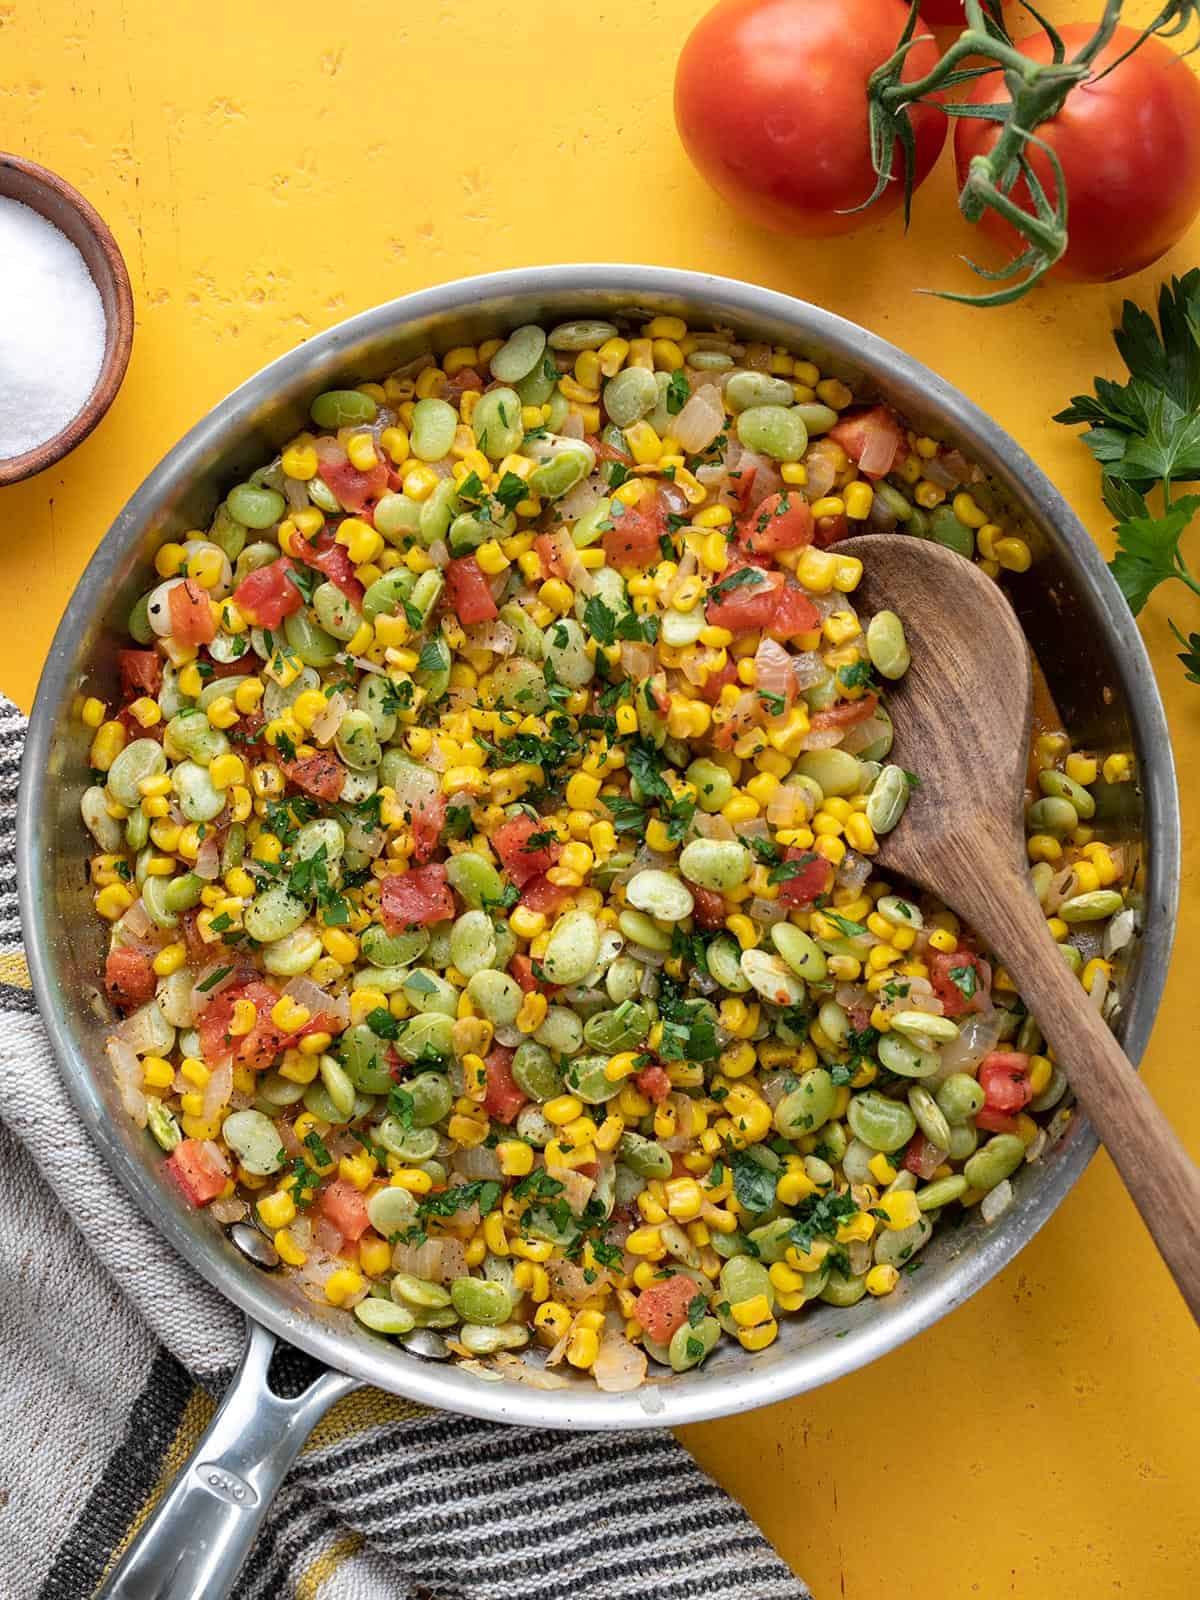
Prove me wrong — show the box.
[81,315,1131,1390]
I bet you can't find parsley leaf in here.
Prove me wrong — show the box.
[729,1149,777,1214]
[786,1190,859,1255]
[366,1007,403,1041]
[1108,499,1200,615]
[709,566,762,601]
[666,369,690,414]
[949,964,978,1001]
[494,471,528,513]
[1171,619,1200,684]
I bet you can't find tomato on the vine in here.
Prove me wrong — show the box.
[955,24,1200,283]
[674,0,947,236]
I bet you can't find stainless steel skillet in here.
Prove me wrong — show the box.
[16,265,1179,1599]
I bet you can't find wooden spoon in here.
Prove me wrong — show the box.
[838,534,1200,1321]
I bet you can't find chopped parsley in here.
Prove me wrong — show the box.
[666,369,690,414]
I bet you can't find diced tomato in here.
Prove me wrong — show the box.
[444,555,499,624]
[813,512,851,548]
[808,692,879,733]
[509,954,541,993]
[411,789,446,864]
[699,655,739,706]
[637,1065,671,1104]
[904,1132,946,1179]
[446,368,484,402]
[775,849,834,908]
[828,405,905,480]
[232,558,305,629]
[104,945,157,1011]
[116,704,163,742]
[979,1051,1033,1113]
[482,1045,526,1125]
[767,583,822,638]
[280,751,346,804]
[602,494,666,568]
[168,579,216,645]
[535,532,569,580]
[587,432,632,465]
[380,864,455,930]
[975,1107,1021,1135]
[520,875,570,914]
[929,949,992,1018]
[732,462,758,509]
[295,528,365,607]
[164,1140,227,1206]
[692,886,726,928]
[493,813,560,887]
[706,563,783,632]
[215,979,293,1071]
[739,492,814,555]
[319,1178,371,1242]
[318,457,389,515]
[634,1274,702,1343]
[117,649,163,699]
[198,991,237,1064]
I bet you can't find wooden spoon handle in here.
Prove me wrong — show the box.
[991,892,1200,1324]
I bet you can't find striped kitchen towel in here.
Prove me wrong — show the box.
[0,695,807,1600]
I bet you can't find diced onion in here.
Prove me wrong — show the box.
[593,1333,648,1393]
[466,618,516,656]
[935,1011,1004,1076]
[201,1059,233,1124]
[116,999,174,1057]
[980,1179,1014,1224]
[210,1196,248,1225]
[672,383,725,454]
[452,1144,503,1180]
[106,1036,148,1128]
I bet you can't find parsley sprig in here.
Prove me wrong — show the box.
[1057,271,1200,687]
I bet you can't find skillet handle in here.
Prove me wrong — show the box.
[95,1319,361,1600]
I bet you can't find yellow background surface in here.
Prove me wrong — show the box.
[2,0,1196,1593]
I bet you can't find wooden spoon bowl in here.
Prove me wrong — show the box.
[840,534,1200,1321]
[0,154,133,487]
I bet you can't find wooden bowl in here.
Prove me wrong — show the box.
[0,154,134,486]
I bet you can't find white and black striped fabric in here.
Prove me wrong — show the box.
[0,695,808,1600]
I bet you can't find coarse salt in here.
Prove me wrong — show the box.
[0,196,107,461]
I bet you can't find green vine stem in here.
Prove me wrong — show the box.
[863,0,1200,306]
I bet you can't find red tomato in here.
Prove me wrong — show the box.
[164,1140,227,1206]
[411,790,446,864]
[319,1179,371,1242]
[975,1106,1020,1135]
[482,1046,527,1125]
[692,886,726,928]
[776,848,833,908]
[520,875,570,915]
[445,555,499,624]
[738,492,814,555]
[699,656,739,706]
[904,1132,946,1179]
[296,529,366,607]
[955,25,1200,282]
[920,0,965,20]
[828,406,905,479]
[535,531,569,579]
[232,559,305,629]
[168,579,216,646]
[602,495,666,567]
[979,1051,1033,1113]
[493,813,560,887]
[380,864,456,930]
[318,457,389,514]
[767,583,822,639]
[117,649,163,700]
[637,1065,671,1104]
[104,945,157,1011]
[813,513,850,549]
[929,948,991,1017]
[634,1274,703,1343]
[588,432,633,465]
[808,692,879,732]
[675,0,947,236]
[509,954,542,994]
[281,751,346,803]
[198,991,237,1063]
[705,565,782,632]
